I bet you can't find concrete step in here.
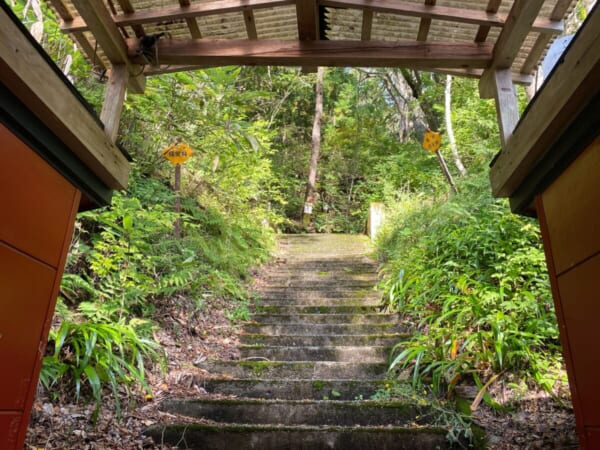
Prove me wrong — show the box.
[160,398,431,427]
[250,313,397,325]
[257,297,381,306]
[239,345,390,362]
[240,333,406,347]
[256,304,381,314]
[195,361,390,380]
[197,378,388,400]
[145,423,450,449]
[242,322,404,336]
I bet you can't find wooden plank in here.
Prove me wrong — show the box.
[0,7,129,189]
[127,38,492,68]
[520,0,574,74]
[69,0,145,93]
[429,67,533,85]
[474,0,502,42]
[489,6,600,197]
[416,0,436,42]
[361,9,373,40]
[62,0,293,32]
[116,0,145,37]
[62,0,562,36]
[541,137,600,275]
[179,0,203,38]
[244,10,258,39]
[100,64,129,142]
[319,0,562,35]
[492,69,519,148]
[479,0,546,98]
[296,0,319,41]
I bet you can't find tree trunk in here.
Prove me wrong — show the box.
[302,67,324,224]
[444,75,467,176]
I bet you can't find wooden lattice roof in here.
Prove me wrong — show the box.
[47,0,575,94]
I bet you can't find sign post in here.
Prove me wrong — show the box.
[162,142,193,238]
[422,130,457,193]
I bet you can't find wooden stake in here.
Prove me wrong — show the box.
[174,163,182,238]
[436,150,458,193]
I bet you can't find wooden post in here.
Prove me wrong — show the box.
[436,150,458,193]
[174,163,182,238]
[491,69,520,149]
[100,64,129,142]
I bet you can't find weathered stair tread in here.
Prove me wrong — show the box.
[161,398,432,426]
[198,378,388,400]
[256,305,381,314]
[240,333,407,347]
[249,313,398,325]
[239,345,390,362]
[257,297,382,306]
[195,361,390,380]
[144,423,451,450]
[242,322,405,335]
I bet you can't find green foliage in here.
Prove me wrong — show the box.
[377,173,562,396]
[40,314,164,422]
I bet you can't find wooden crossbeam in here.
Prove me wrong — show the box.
[69,0,145,93]
[520,0,573,74]
[61,0,563,37]
[479,0,546,98]
[361,9,373,40]
[62,0,293,32]
[244,10,259,39]
[296,0,319,40]
[319,0,562,35]
[430,67,532,85]
[116,0,144,37]
[126,38,492,68]
[474,0,502,42]
[416,0,436,42]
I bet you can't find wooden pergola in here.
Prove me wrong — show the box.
[46,0,575,155]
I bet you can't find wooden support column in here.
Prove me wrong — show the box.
[491,69,519,149]
[100,64,129,143]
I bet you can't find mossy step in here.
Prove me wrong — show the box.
[239,345,390,362]
[145,423,451,450]
[160,398,432,427]
[240,333,407,347]
[197,378,387,400]
[257,297,381,306]
[255,305,381,314]
[242,322,405,336]
[249,313,398,326]
[195,360,390,380]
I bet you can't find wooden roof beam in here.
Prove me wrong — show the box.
[69,0,145,93]
[115,0,145,37]
[179,0,203,38]
[127,38,492,68]
[61,0,563,36]
[361,9,373,40]
[62,0,293,32]
[479,0,546,99]
[319,0,562,35]
[490,5,600,197]
[416,0,436,42]
[474,0,502,42]
[295,0,319,73]
[430,68,533,85]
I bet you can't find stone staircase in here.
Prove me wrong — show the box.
[146,234,451,449]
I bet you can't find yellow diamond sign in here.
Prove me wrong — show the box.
[162,142,193,165]
[422,130,442,153]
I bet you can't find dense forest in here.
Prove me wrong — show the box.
[10,0,592,447]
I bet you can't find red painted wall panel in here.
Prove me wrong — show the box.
[0,412,21,449]
[0,122,78,268]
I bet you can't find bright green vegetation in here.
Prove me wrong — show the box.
[376,173,564,399]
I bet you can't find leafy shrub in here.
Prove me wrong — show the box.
[40,317,164,422]
[377,174,562,396]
